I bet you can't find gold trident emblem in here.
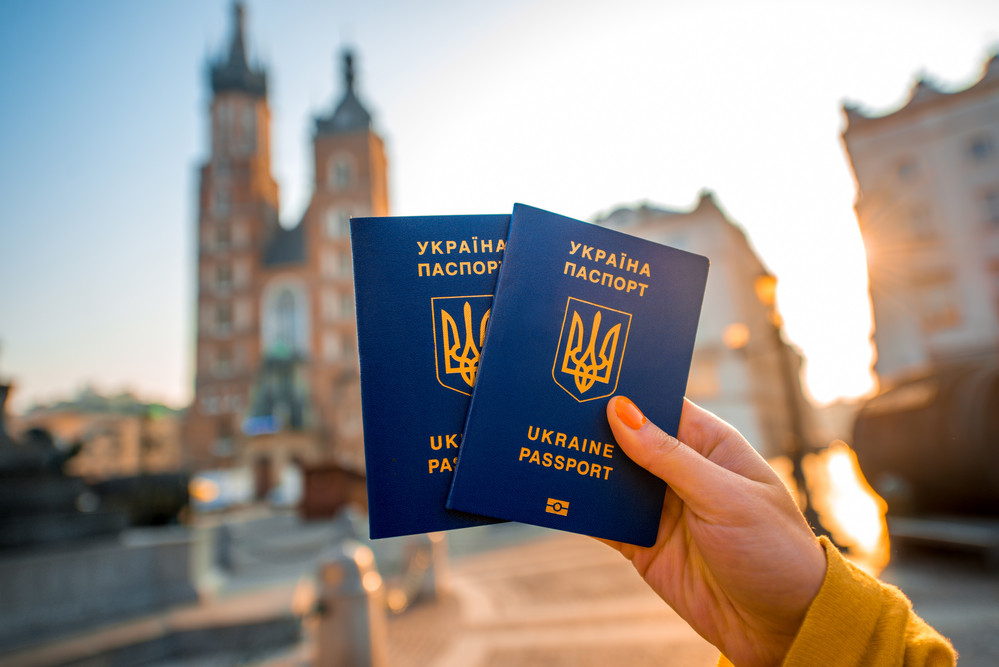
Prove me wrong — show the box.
[441,301,490,388]
[561,309,622,394]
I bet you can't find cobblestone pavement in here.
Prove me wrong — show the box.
[383,532,718,667]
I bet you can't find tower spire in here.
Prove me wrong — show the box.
[211,1,267,98]
[315,49,372,135]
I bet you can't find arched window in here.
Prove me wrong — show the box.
[275,289,297,348]
[261,280,310,358]
[328,154,353,191]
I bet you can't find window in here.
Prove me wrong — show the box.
[215,264,232,292]
[321,250,338,279]
[322,289,339,321]
[216,303,232,336]
[215,222,231,250]
[329,156,352,191]
[969,134,995,163]
[213,188,230,216]
[323,332,341,362]
[907,204,935,239]
[216,346,232,377]
[234,298,251,332]
[984,189,999,226]
[339,250,353,277]
[240,107,256,154]
[342,293,354,318]
[275,289,297,348]
[896,158,919,182]
[324,209,350,238]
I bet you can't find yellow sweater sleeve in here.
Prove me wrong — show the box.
[718,537,956,666]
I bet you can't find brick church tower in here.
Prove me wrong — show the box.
[185,3,388,501]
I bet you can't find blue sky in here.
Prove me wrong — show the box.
[2,0,998,412]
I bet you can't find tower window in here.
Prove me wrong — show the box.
[324,208,351,238]
[329,155,353,191]
[216,303,232,336]
[216,264,232,291]
[215,223,230,250]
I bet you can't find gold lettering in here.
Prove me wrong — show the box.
[640,263,651,277]
[541,429,553,444]
[626,258,639,273]
[417,241,429,255]
[527,425,541,441]
[555,432,566,447]
[564,261,576,275]
[431,241,443,253]
[459,240,471,253]
[446,240,457,253]
[581,245,594,260]
[569,241,582,255]
[418,263,430,277]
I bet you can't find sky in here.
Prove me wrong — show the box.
[1,0,998,413]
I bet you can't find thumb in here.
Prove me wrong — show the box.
[607,395,743,516]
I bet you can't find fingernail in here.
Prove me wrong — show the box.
[614,396,647,430]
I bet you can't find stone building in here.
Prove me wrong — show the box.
[842,53,999,386]
[844,53,999,514]
[596,192,816,460]
[184,3,386,500]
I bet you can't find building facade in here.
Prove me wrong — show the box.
[844,54,999,514]
[184,4,386,495]
[843,54,999,387]
[596,192,816,460]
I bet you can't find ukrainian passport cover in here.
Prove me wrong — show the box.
[350,214,509,538]
[447,204,709,547]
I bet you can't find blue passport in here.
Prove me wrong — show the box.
[446,204,709,547]
[350,214,509,538]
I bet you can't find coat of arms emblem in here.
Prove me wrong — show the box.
[553,297,631,402]
[432,295,492,395]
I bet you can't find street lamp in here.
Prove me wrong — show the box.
[754,274,822,532]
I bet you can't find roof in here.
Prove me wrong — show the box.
[210,3,267,98]
[843,53,999,133]
[315,50,373,135]
[262,222,306,267]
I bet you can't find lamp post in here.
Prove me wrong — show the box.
[754,274,822,533]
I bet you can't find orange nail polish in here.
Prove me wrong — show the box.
[614,396,647,430]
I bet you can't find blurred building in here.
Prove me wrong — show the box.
[596,192,816,459]
[843,54,999,385]
[184,3,385,502]
[18,387,182,481]
[844,53,999,514]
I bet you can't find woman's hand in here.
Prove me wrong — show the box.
[605,396,826,667]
